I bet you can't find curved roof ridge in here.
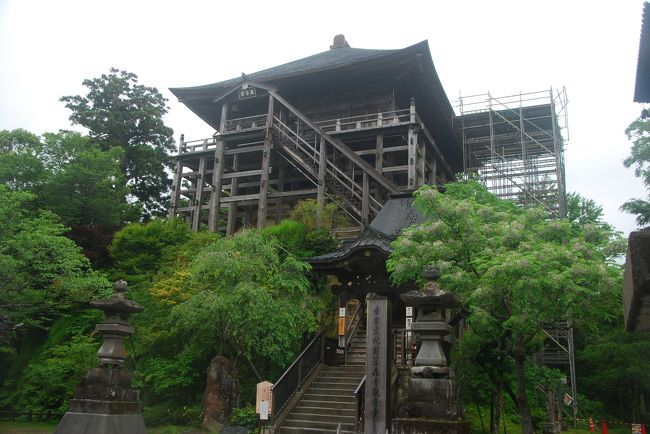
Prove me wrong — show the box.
[170,41,426,95]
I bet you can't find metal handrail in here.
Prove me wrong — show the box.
[345,305,362,352]
[354,375,366,433]
[270,330,324,423]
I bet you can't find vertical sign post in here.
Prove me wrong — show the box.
[256,381,273,422]
[365,295,391,434]
[405,306,413,365]
[338,307,346,347]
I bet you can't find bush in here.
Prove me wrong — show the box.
[143,403,202,426]
[10,334,98,416]
[230,405,258,429]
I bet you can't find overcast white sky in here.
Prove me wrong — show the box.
[0,0,646,237]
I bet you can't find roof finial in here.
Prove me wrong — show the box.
[330,34,350,50]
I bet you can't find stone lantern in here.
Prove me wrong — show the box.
[393,268,469,434]
[401,268,457,374]
[54,280,146,434]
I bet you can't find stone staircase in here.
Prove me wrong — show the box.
[277,325,367,434]
[277,364,365,434]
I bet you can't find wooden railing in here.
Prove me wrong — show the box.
[223,114,268,134]
[180,136,216,154]
[315,109,411,134]
[270,331,324,424]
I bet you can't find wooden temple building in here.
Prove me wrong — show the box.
[168,37,460,232]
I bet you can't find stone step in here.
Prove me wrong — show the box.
[279,427,355,434]
[308,385,356,394]
[282,417,355,431]
[319,368,364,375]
[300,392,356,403]
[312,377,360,387]
[298,398,357,410]
[345,355,366,361]
[291,406,356,417]
[284,411,355,424]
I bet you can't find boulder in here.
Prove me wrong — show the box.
[201,355,239,432]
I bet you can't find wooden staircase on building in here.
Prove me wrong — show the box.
[277,325,367,434]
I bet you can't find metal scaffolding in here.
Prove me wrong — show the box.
[457,89,576,424]
[456,88,569,218]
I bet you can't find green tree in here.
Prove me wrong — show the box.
[110,218,203,285]
[170,229,320,371]
[622,117,650,226]
[0,129,46,191]
[387,182,618,434]
[39,131,138,228]
[0,186,111,349]
[61,68,175,218]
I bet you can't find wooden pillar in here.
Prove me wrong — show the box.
[409,97,416,123]
[169,134,184,219]
[192,155,207,231]
[408,126,418,190]
[362,172,370,227]
[408,98,418,189]
[432,157,438,184]
[226,154,239,235]
[219,102,228,133]
[208,103,229,232]
[375,132,384,172]
[316,137,327,228]
[418,141,426,187]
[275,164,285,224]
[208,138,225,232]
[257,95,274,229]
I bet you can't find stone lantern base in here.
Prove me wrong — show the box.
[391,418,470,434]
[54,367,145,434]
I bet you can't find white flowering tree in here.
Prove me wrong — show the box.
[387,182,620,434]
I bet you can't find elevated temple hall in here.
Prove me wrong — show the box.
[169,37,461,233]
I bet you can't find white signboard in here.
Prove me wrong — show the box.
[259,401,269,420]
[406,307,413,317]
[339,307,346,317]
[406,317,413,330]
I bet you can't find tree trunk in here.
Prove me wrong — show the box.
[513,353,534,434]
[491,384,503,434]
[477,403,486,433]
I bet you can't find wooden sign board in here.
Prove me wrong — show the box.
[239,87,257,100]
[338,317,346,336]
[255,381,273,414]
[632,424,642,433]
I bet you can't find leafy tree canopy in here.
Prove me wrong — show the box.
[0,186,111,350]
[387,182,619,434]
[622,117,650,226]
[61,68,175,218]
[170,229,320,367]
[0,128,46,191]
[40,133,139,228]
